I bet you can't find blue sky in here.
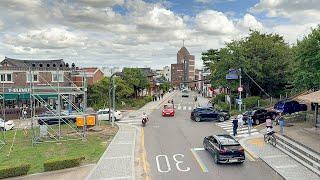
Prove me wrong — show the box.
[0,0,319,69]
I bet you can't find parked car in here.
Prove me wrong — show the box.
[274,100,307,114]
[0,118,15,131]
[243,108,278,125]
[97,108,122,121]
[203,134,245,164]
[162,104,175,117]
[191,107,228,122]
[181,89,189,97]
[38,111,76,125]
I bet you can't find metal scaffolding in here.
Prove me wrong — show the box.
[29,67,88,145]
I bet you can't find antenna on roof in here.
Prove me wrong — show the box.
[182,39,185,47]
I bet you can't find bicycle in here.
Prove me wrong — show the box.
[264,132,277,147]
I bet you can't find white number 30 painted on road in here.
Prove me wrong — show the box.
[156,154,191,173]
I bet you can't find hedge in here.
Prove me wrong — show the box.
[44,156,85,171]
[0,164,30,179]
[243,96,261,109]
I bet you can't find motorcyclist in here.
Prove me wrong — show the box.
[142,112,149,125]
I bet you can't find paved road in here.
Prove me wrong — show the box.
[143,91,283,180]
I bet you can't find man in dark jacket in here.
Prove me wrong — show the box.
[232,118,238,136]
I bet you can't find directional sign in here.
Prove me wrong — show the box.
[238,87,243,92]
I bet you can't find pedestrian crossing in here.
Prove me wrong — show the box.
[216,120,259,139]
[155,104,199,111]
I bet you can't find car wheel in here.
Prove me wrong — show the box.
[218,116,225,122]
[255,119,260,125]
[195,117,201,122]
[214,153,219,164]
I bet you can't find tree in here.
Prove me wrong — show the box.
[293,25,320,91]
[202,30,292,97]
[121,68,149,98]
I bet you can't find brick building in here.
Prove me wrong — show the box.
[0,57,79,119]
[72,67,104,87]
[171,46,195,89]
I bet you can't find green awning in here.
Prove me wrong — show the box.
[1,93,58,100]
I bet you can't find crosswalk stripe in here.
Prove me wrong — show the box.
[178,106,181,110]
[183,106,187,110]
[217,121,233,126]
[226,128,257,134]
[233,132,259,138]
[217,124,233,128]
[188,106,192,110]
[223,126,250,131]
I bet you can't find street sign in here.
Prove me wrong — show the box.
[226,69,239,80]
[238,87,243,92]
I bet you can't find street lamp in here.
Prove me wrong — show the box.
[109,72,123,126]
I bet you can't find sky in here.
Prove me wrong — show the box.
[0,0,319,69]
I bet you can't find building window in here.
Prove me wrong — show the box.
[26,73,39,82]
[0,73,13,83]
[52,72,64,82]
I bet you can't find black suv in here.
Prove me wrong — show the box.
[191,107,229,122]
[203,134,245,164]
[243,108,278,125]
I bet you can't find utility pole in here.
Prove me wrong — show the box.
[112,77,116,127]
[239,68,242,112]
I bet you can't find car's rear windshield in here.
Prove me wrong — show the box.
[222,145,241,150]
[217,136,239,145]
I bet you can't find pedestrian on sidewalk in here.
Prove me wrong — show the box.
[23,108,27,119]
[232,118,238,136]
[247,116,253,135]
[278,113,285,135]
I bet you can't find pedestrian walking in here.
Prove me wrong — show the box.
[161,93,164,99]
[237,113,244,128]
[23,109,27,119]
[278,113,285,135]
[232,118,238,136]
[247,116,253,135]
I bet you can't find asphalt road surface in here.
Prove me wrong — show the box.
[144,91,283,180]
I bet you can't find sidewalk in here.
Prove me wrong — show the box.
[274,122,320,154]
[86,91,177,180]
[240,134,319,180]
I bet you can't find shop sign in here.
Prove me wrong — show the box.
[7,88,31,93]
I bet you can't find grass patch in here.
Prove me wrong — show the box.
[0,121,118,175]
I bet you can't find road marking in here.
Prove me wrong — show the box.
[183,106,186,110]
[274,164,298,169]
[188,106,192,110]
[119,119,140,123]
[156,155,171,173]
[141,128,150,180]
[105,176,132,179]
[227,129,258,134]
[191,148,208,173]
[232,132,259,138]
[178,106,181,110]
[244,150,255,161]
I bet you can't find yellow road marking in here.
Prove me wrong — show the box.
[141,128,150,180]
[190,149,208,173]
[244,149,255,161]
[247,138,265,148]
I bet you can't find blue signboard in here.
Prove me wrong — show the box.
[226,69,239,80]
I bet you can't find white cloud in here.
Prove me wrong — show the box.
[4,27,86,50]
[252,0,320,23]
[237,14,263,31]
[77,0,124,7]
[0,20,3,30]
[195,10,237,35]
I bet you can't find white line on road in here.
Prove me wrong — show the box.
[233,132,259,138]
[105,176,132,180]
[188,106,192,110]
[178,106,181,110]
[226,129,257,134]
[183,106,187,110]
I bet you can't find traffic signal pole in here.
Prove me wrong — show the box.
[239,68,242,112]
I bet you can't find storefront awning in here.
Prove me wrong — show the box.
[1,93,58,100]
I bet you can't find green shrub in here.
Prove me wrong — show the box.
[0,164,30,179]
[213,93,227,104]
[215,102,230,111]
[243,96,261,109]
[44,156,85,172]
